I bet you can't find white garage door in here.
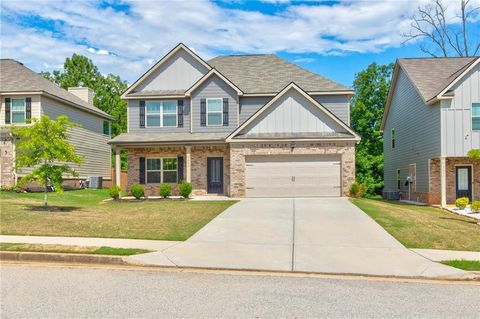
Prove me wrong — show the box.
[245,155,341,198]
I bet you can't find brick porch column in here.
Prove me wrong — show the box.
[185,145,192,182]
[115,148,122,196]
[440,157,446,207]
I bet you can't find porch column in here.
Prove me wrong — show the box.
[440,157,447,207]
[185,145,192,183]
[115,148,122,193]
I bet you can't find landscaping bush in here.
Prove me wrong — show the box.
[130,183,144,199]
[349,182,366,198]
[109,185,121,200]
[179,181,193,199]
[159,184,172,198]
[455,197,469,210]
[471,201,480,213]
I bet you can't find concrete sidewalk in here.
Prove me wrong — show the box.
[412,249,480,262]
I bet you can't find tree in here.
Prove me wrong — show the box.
[351,63,394,195]
[13,116,83,208]
[467,149,480,160]
[403,0,480,57]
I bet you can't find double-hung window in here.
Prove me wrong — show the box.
[11,99,26,124]
[146,158,177,184]
[103,120,110,135]
[473,103,480,130]
[396,169,401,190]
[391,129,395,149]
[145,101,177,127]
[207,98,222,126]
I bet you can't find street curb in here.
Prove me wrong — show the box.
[0,251,129,265]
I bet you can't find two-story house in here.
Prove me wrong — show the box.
[110,44,360,197]
[381,57,480,206]
[0,59,113,188]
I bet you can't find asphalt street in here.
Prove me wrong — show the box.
[1,264,479,318]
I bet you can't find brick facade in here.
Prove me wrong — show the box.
[0,133,15,187]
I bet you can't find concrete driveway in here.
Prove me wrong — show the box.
[158,198,466,277]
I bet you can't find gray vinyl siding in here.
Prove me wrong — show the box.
[239,96,271,124]
[312,95,350,125]
[441,63,480,156]
[127,99,190,133]
[191,74,238,132]
[40,96,111,179]
[383,68,441,193]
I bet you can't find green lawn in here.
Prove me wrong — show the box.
[0,242,150,256]
[351,198,480,251]
[441,260,480,271]
[0,189,237,240]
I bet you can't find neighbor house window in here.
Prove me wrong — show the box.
[103,120,110,135]
[145,101,177,127]
[146,158,177,184]
[207,98,222,126]
[396,169,401,190]
[391,129,395,149]
[473,103,480,130]
[11,99,26,124]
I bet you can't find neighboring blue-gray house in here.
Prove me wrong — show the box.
[381,57,480,206]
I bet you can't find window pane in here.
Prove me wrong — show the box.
[12,112,25,124]
[208,113,222,126]
[207,99,222,112]
[147,158,161,170]
[163,101,177,114]
[12,99,25,111]
[472,103,480,117]
[146,101,160,113]
[163,158,177,171]
[163,114,177,127]
[103,121,110,135]
[147,115,161,127]
[473,118,480,130]
[147,172,161,184]
[163,171,177,183]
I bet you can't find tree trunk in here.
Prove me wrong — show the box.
[44,177,48,208]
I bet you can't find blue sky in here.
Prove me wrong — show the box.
[0,0,478,86]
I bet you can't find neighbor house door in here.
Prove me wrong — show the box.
[455,166,472,201]
[207,157,223,194]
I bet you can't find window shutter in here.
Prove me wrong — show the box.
[177,100,184,128]
[25,97,32,121]
[139,157,145,184]
[223,98,229,126]
[200,98,206,127]
[177,156,184,182]
[139,101,145,128]
[5,98,11,124]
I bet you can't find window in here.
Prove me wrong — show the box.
[207,98,222,126]
[103,120,110,135]
[396,169,401,190]
[391,129,395,149]
[145,101,177,127]
[11,99,26,124]
[473,103,480,130]
[146,158,177,184]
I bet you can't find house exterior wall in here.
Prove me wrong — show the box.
[312,94,350,125]
[441,64,480,156]
[239,96,271,123]
[0,95,42,125]
[0,133,14,187]
[229,141,355,197]
[383,68,441,195]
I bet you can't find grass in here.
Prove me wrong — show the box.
[0,242,150,256]
[441,260,480,271]
[351,198,480,251]
[0,189,237,241]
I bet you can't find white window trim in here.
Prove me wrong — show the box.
[145,157,178,184]
[391,128,395,149]
[206,98,223,127]
[472,103,480,131]
[11,98,26,124]
[145,101,178,128]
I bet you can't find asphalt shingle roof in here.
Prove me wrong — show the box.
[0,59,112,119]
[109,132,229,144]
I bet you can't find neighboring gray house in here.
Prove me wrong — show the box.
[381,57,480,206]
[110,43,360,197]
[0,59,113,188]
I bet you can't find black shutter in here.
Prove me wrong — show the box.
[25,97,32,121]
[177,156,184,182]
[223,98,229,126]
[139,101,145,128]
[177,100,184,128]
[200,98,206,127]
[139,157,146,184]
[5,98,11,124]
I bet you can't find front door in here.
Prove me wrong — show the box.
[456,166,472,201]
[207,157,223,194]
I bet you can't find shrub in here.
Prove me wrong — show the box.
[130,183,144,199]
[455,197,469,210]
[178,181,193,198]
[471,201,480,213]
[349,182,366,198]
[109,185,121,200]
[159,184,172,198]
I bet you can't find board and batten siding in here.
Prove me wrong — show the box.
[135,50,209,92]
[40,96,111,179]
[312,95,350,125]
[383,68,441,193]
[0,95,41,124]
[191,74,238,132]
[127,99,190,133]
[240,89,347,135]
[441,63,480,156]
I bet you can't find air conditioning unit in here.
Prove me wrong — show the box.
[87,176,103,189]
[383,191,400,200]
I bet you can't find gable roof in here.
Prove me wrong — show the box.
[185,68,243,96]
[209,54,351,95]
[0,59,112,119]
[226,82,360,142]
